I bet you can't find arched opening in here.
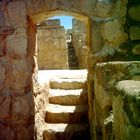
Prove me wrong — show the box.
[31,10,91,140]
[32,10,91,70]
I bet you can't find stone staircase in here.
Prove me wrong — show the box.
[67,42,79,69]
[43,72,90,140]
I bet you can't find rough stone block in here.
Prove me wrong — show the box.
[129,5,140,22]
[45,19,60,27]
[37,26,68,69]
[0,96,11,119]
[113,80,140,140]
[129,26,140,41]
[94,61,140,110]
[0,123,15,140]
[12,59,29,94]
[8,2,27,27]
[6,28,27,58]
[133,44,140,55]
[101,19,127,46]
[95,1,113,18]
[11,94,34,120]
[16,126,31,140]
[0,65,6,90]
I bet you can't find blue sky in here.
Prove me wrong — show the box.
[49,16,73,29]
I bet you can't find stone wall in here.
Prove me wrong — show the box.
[113,80,140,140]
[0,0,140,140]
[0,2,35,139]
[37,19,68,69]
[72,19,88,69]
[93,61,140,140]
[119,0,140,60]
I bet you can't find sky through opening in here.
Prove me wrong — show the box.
[49,16,73,29]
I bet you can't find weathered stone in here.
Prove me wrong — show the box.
[115,0,128,18]
[0,65,5,90]
[95,1,113,18]
[71,18,87,68]
[12,95,31,120]
[45,104,88,123]
[0,96,11,118]
[49,89,87,105]
[113,94,129,140]
[7,2,27,27]
[16,126,31,140]
[101,19,127,46]
[93,61,140,140]
[12,59,29,94]
[35,86,49,140]
[0,123,15,140]
[6,28,27,58]
[0,1,134,140]
[37,22,68,69]
[129,5,140,22]
[133,44,140,55]
[43,123,89,140]
[0,8,5,27]
[129,26,140,41]
[46,19,60,26]
[113,80,140,140]
[50,78,87,89]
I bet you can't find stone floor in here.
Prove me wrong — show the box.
[37,69,88,84]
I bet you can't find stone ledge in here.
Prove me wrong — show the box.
[116,80,140,97]
[113,80,140,140]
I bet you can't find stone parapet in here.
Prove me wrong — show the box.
[113,80,140,140]
[92,61,140,140]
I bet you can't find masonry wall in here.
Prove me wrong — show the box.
[37,19,68,70]
[0,0,140,140]
[72,19,88,69]
[0,2,35,139]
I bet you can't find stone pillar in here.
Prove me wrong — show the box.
[0,2,35,140]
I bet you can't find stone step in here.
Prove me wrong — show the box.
[43,123,90,140]
[69,67,79,70]
[45,104,88,123]
[50,78,86,89]
[49,89,87,105]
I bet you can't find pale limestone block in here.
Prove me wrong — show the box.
[95,2,113,18]
[12,95,31,120]
[7,2,27,27]
[6,28,27,58]
[101,19,127,46]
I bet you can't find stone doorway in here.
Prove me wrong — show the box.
[0,0,131,140]
[35,12,90,70]
[32,10,91,140]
